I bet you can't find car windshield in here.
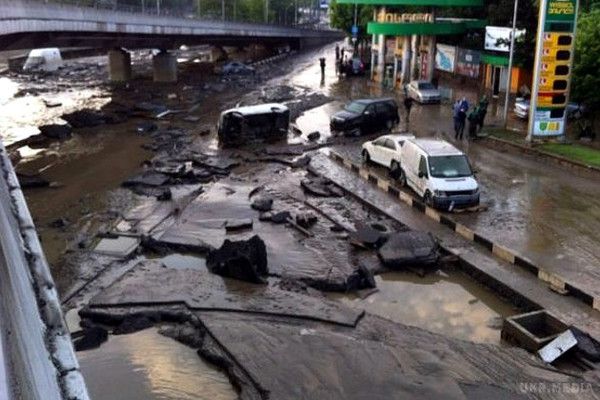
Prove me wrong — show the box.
[345,102,366,113]
[418,82,435,90]
[428,155,472,178]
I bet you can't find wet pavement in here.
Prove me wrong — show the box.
[77,328,237,400]
[3,42,600,399]
[328,269,517,343]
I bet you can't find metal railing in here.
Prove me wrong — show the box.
[14,0,328,27]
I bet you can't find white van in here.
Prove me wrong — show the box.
[398,139,479,209]
[23,48,63,72]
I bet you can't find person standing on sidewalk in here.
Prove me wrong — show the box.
[477,95,489,132]
[453,100,461,138]
[335,44,340,61]
[319,57,326,79]
[467,106,480,140]
[404,96,414,127]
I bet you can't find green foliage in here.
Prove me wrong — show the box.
[571,9,600,116]
[329,0,374,39]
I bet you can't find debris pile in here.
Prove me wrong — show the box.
[206,235,268,283]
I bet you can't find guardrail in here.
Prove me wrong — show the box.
[0,141,88,400]
[4,0,329,28]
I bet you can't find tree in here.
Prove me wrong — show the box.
[571,8,600,121]
[329,0,374,42]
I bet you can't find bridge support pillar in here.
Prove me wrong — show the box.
[108,49,131,82]
[153,51,177,83]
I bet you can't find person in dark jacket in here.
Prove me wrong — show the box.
[477,95,489,131]
[404,96,414,125]
[319,57,326,79]
[468,106,480,139]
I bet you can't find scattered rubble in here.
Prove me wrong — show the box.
[61,109,107,128]
[39,123,72,140]
[378,231,439,268]
[206,235,268,283]
[350,223,388,249]
[251,196,274,212]
[296,212,317,229]
[73,326,108,351]
[301,177,344,197]
[17,173,50,188]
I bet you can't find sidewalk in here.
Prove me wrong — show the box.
[482,126,600,171]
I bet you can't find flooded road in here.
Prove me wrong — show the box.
[78,328,237,400]
[286,54,600,300]
[329,270,516,344]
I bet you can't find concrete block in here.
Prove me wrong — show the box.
[502,310,567,352]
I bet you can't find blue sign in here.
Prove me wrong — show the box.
[351,25,359,35]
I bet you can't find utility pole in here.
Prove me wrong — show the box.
[233,0,236,21]
[156,0,160,15]
[222,0,225,22]
[502,0,519,128]
[197,0,201,17]
[294,0,297,25]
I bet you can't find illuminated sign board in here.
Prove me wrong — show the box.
[528,0,578,139]
[377,12,433,23]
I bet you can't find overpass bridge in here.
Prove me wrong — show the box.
[0,0,341,80]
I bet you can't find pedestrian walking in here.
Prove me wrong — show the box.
[456,106,467,140]
[319,57,326,78]
[335,44,340,61]
[340,48,345,61]
[404,96,413,125]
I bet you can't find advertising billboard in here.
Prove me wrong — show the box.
[456,48,480,78]
[485,26,526,52]
[435,44,456,73]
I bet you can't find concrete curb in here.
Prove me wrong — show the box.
[482,135,600,176]
[329,150,599,312]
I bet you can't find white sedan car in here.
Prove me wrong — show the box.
[361,133,416,170]
[407,80,441,104]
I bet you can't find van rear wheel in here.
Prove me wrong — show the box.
[362,150,370,164]
[398,168,407,187]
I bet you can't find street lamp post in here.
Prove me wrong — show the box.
[265,0,269,23]
[502,0,519,128]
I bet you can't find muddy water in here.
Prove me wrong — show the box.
[77,328,237,400]
[329,270,516,344]
[16,124,152,277]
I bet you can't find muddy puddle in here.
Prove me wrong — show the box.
[77,328,237,400]
[329,269,517,343]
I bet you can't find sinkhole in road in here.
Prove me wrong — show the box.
[77,328,237,400]
[328,269,519,344]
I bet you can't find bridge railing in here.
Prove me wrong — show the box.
[12,0,330,29]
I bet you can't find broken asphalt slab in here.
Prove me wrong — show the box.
[195,314,585,400]
[87,260,363,327]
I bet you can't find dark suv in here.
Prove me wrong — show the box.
[330,98,399,135]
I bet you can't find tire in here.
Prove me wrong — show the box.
[390,161,400,179]
[398,168,407,187]
[362,150,370,164]
[385,119,393,131]
[424,191,433,207]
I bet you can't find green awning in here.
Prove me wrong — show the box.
[337,0,482,5]
[367,20,486,35]
[481,53,510,66]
